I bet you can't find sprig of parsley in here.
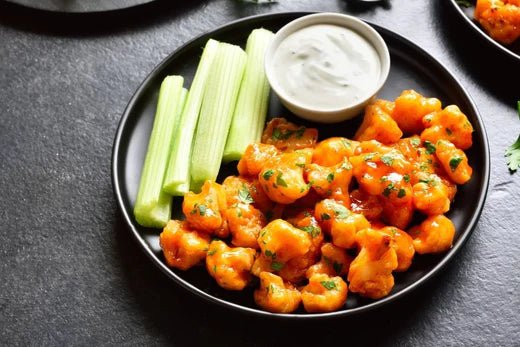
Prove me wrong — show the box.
[455,0,472,7]
[505,101,520,172]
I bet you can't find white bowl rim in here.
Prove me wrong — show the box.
[264,12,391,114]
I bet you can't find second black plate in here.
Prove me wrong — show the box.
[3,0,155,12]
[448,0,520,62]
[112,12,490,318]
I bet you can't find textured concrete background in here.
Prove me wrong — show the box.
[1,0,519,345]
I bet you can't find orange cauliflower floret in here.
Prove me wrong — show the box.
[159,220,210,270]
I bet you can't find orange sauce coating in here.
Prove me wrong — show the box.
[160,90,474,313]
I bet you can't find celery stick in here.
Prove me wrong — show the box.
[163,39,220,196]
[133,76,185,228]
[223,28,275,162]
[190,42,247,191]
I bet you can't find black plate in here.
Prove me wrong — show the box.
[3,0,155,12]
[448,0,520,62]
[112,12,490,318]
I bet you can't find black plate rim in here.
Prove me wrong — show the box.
[111,11,490,319]
[447,0,520,62]
[2,0,156,13]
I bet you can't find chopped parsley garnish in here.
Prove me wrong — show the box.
[363,153,375,162]
[397,188,406,198]
[276,172,288,187]
[410,138,421,147]
[271,128,282,140]
[321,213,331,221]
[299,225,321,238]
[333,261,343,274]
[295,127,306,139]
[295,163,306,168]
[207,249,217,256]
[262,169,274,180]
[333,205,350,219]
[449,156,463,172]
[455,0,472,7]
[323,256,331,266]
[381,154,394,166]
[238,184,254,204]
[382,183,396,197]
[272,128,297,140]
[424,141,436,154]
[192,204,207,216]
[271,261,284,271]
[327,172,334,183]
[320,280,337,290]
[265,249,275,258]
[380,176,388,182]
[403,174,410,183]
[340,161,352,171]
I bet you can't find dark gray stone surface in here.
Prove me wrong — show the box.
[0,0,518,345]
[3,0,155,12]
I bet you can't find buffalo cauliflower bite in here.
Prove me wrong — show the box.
[307,158,353,204]
[475,0,520,44]
[412,175,451,216]
[301,273,348,313]
[348,228,398,299]
[349,188,384,221]
[257,219,312,265]
[354,100,403,144]
[279,210,324,283]
[159,220,210,270]
[349,143,413,198]
[261,117,318,151]
[306,242,353,278]
[421,105,473,150]
[182,181,228,236]
[391,89,442,134]
[254,272,302,313]
[434,140,472,185]
[205,240,255,290]
[379,226,415,272]
[221,176,266,249]
[315,199,370,249]
[312,137,359,166]
[408,215,456,254]
[237,143,279,177]
[258,150,312,204]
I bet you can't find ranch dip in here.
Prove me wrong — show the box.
[271,24,381,111]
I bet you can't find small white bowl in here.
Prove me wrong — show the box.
[265,13,390,123]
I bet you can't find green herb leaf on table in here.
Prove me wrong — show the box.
[505,101,520,172]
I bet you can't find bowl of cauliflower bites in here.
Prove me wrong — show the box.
[157,89,486,315]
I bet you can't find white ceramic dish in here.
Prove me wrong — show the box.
[264,13,390,123]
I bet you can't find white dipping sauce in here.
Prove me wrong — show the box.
[271,24,381,110]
